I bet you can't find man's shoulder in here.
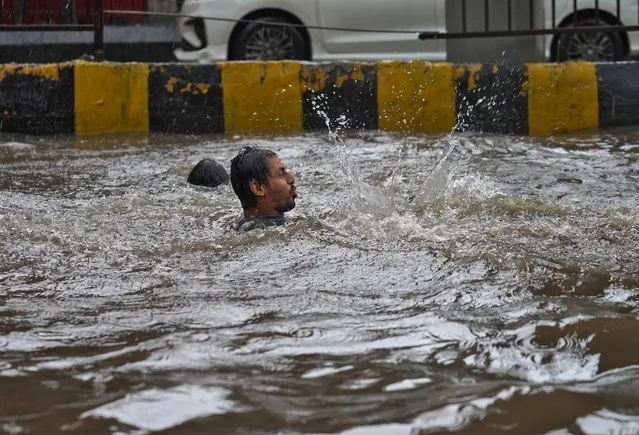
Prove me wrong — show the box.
[235,213,290,233]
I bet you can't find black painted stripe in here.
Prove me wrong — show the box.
[148,64,224,135]
[597,63,639,129]
[455,63,528,135]
[301,62,377,131]
[0,64,74,135]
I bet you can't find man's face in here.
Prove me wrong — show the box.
[263,156,297,213]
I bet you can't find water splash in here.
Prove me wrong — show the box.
[309,94,465,225]
[310,94,395,218]
[412,135,461,214]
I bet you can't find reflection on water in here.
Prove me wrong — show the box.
[0,128,639,434]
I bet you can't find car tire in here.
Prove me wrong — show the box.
[556,18,625,62]
[230,16,309,61]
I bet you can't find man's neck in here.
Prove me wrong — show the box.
[243,207,281,217]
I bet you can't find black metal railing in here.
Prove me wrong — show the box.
[419,0,638,40]
[0,0,152,61]
[416,0,639,61]
[1,0,639,62]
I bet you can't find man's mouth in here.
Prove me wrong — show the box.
[290,187,298,199]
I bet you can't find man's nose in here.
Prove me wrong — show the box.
[287,171,296,184]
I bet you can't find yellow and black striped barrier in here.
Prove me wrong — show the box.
[0,60,635,137]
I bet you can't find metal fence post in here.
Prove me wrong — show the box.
[94,0,105,60]
[445,0,546,63]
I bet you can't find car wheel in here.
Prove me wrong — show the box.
[556,18,625,62]
[230,16,308,61]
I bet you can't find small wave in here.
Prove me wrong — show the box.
[81,385,245,432]
[575,409,639,435]
[302,365,354,379]
[0,141,36,152]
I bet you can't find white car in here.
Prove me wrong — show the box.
[173,0,639,63]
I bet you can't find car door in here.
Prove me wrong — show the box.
[316,0,445,60]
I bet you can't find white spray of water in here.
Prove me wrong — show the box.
[412,135,460,213]
[308,92,467,241]
[310,94,395,219]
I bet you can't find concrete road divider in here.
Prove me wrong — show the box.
[0,60,636,137]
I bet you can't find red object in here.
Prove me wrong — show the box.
[2,0,145,25]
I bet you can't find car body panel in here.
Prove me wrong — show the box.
[176,0,318,60]
[316,0,444,59]
[174,0,637,63]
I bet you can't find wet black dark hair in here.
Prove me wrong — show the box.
[187,158,229,188]
[230,146,278,210]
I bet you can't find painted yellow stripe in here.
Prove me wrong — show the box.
[527,62,599,136]
[221,61,302,134]
[0,64,61,82]
[74,62,149,134]
[377,61,456,133]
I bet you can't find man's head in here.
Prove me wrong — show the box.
[230,146,297,215]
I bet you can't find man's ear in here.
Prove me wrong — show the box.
[249,180,266,197]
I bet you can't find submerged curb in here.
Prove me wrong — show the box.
[0,60,636,137]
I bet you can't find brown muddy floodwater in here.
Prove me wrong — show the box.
[0,128,639,435]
